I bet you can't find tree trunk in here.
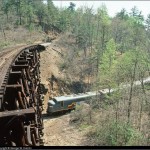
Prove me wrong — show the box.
[19,14,22,25]
[115,100,119,144]
[6,12,9,23]
[2,29,6,41]
[127,60,137,125]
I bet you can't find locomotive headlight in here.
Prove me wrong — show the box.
[48,100,55,106]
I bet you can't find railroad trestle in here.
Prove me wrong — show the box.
[0,45,45,146]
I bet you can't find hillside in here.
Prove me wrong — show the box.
[39,33,150,146]
[0,0,150,146]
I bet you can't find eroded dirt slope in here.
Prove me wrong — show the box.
[40,36,88,146]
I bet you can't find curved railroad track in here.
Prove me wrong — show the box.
[0,43,49,146]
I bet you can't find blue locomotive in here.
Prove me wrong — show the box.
[47,91,99,115]
[46,89,115,115]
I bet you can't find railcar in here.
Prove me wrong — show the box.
[47,91,101,115]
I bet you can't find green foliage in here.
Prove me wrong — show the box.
[0,41,10,48]
[59,62,68,71]
[91,120,145,146]
[47,0,58,26]
[68,2,76,12]
[146,14,150,30]
[0,0,150,146]
[28,23,35,32]
[97,4,111,26]
[116,8,129,20]
[130,6,144,25]
[98,39,117,89]
[104,90,121,105]
[144,83,150,89]
[100,38,116,71]
[118,50,137,78]
[116,48,149,82]
[57,9,71,31]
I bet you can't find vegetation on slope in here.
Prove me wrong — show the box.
[1,0,150,146]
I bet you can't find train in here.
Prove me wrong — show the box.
[46,89,115,115]
[46,76,150,115]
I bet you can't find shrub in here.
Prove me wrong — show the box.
[0,41,10,48]
[59,62,68,71]
[87,120,146,146]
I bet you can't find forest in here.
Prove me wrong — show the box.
[0,0,150,146]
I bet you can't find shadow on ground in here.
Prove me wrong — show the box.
[40,83,48,94]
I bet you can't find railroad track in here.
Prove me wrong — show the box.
[0,45,29,89]
[0,43,50,146]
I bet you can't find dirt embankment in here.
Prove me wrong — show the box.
[40,35,89,146]
[40,37,65,114]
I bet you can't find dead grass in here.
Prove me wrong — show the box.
[0,27,46,50]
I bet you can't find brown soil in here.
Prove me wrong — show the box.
[40,37,64,114]
[43,113,88,146]
[40,36,88,146]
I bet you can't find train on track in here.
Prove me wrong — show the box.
[47,90,113,115]
[0,43,50,146]
[47,76,150,115]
